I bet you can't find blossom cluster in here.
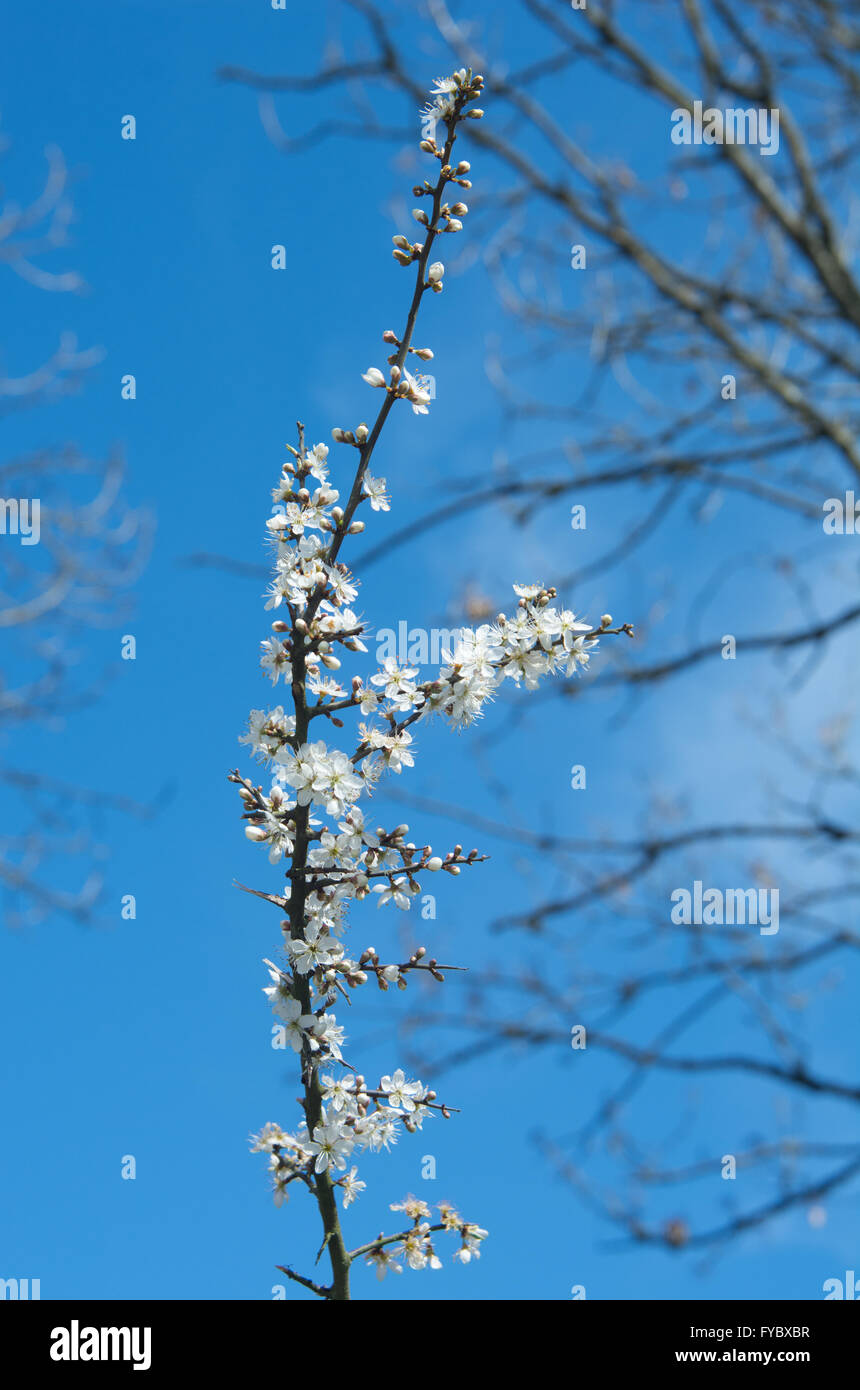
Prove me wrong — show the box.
[232,66,625,1298]
[365,1198,488,1279]
[237,463,603,1271]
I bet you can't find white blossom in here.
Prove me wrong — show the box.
[307,1122,354,1174]
[363,473,390,511]
[340,1167,366,1208]
[380,1068,426,1112]
[373,878,414,911]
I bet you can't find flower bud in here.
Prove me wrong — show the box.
[427,261,445,283]
[426,856,443,872]
[361,367,386,388]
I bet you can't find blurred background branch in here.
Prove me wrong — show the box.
[0,128,153,927]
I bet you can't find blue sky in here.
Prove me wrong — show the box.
[1,0,857,1301]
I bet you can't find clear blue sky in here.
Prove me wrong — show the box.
[0,0,856,1301]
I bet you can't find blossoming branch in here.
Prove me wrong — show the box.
[229,68,633,1302]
